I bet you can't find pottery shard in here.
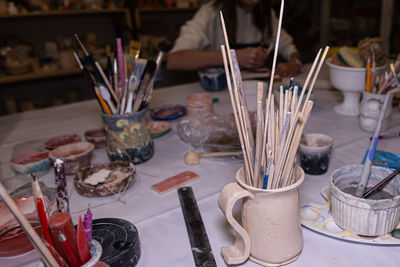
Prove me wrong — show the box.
[152,171,199,194]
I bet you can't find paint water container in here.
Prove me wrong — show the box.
[298,133,333,175]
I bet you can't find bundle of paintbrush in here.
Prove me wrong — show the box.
[370,54,400,94]
[73,34,165,115]
[220,0,329,189]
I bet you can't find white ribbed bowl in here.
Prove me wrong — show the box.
[330,164,400,236]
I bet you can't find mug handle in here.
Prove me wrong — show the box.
[218,183,253,265]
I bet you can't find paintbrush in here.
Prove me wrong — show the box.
[132,61,157,113]
[363,167,400,199]
[366,57,371,92]
[390,63,400,89]
[73,52,106,113]
[370,48,377,93]
[125,58,147,114]
[356,91,394,197]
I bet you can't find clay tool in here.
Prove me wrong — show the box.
[356,92,393,197]
[152,171,199,194]
[184,149,242,165]
[178,187,217,267]
[99,84,117,114]
[31,174,54,247]
[54,159,70,213]
[83,207,93,244]
[0,182,60,267]
[59,232,81,267]
[363,167,400,199]
[77,215,91,264]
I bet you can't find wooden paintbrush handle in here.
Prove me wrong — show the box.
[200,151,242,158]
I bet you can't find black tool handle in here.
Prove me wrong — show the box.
[178,187,217,267]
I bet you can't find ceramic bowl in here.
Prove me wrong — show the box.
[45,134,81,150]
[85,128,106,148]
[74,161,136,197]
[330,164,400,236]
[147,121,171,138]
[49,141,95,175]
[0,196,42,257]
[326,59,386,116]
[10,150,50,174]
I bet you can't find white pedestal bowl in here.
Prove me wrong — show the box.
[326,59,385,116]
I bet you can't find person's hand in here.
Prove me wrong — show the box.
[235,47,269,69]
[275,58,301,77]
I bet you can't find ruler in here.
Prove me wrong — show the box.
[178,187,217,267]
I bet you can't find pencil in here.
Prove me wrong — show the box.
[366,57,371,92]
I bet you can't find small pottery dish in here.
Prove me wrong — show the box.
[74,161,136,197]
[49,141,95,175]
[147,121,171,138]
[85,128,106,148]
[151,104,186,121]
[0,196,42,257]
[45,134,81,150]
[10,150,50,174]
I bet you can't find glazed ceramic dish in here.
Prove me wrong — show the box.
[0,196,43,257]
[85,128,106,148]
[45,134,81,150]
[300,187,400,245]
[49,141,95,175]
[151,104,186,121]
[147,121,171,139]
[10,150,50,174]
[74,161,136,197]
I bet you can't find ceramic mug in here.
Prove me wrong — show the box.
[218,166,305,266]
[359,92,393,132]
[101,108,154,164]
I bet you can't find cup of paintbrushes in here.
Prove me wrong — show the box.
[100,108,154,164]
[218,165,305,266]
[360,91,393,132]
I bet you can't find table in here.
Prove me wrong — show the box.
[0,65,399,267]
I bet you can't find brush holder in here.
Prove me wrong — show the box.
[359,92,393,132]
[218,166,304,266]
[101,108,154,164]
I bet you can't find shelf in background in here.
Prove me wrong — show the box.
[135,6,197,12]
[0,68,81,85]
[0,8,132,28]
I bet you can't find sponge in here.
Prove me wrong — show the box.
[338,46,364,68]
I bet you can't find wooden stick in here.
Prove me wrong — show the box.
[221,45,251,185]
[254,82,264,187]
[266,0,285,105]
[0,182,60,267]
[261,96,271,172]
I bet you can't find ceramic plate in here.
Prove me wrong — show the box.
[300,187,400,245]
[151,104,186,121]
[147,121,171,138]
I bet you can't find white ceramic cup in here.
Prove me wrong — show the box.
[359,91,393,132]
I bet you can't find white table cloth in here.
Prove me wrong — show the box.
[0,65,399,267]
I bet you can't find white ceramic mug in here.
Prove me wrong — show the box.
[218,166,305,266]
[360,92,393,132]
